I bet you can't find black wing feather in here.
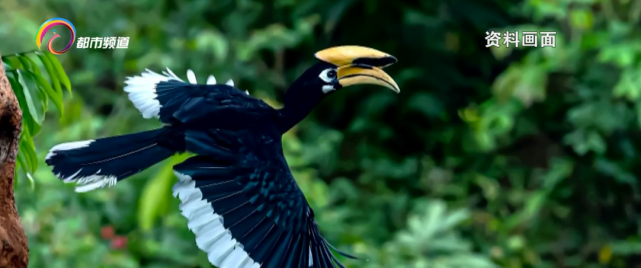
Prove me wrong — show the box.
[156,78,355,268]
[154,80,272,127]
[171,127,355,268]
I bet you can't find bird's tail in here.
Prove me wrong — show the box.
[46,127,183,192]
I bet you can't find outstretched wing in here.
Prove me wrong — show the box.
[123,68,267,125]
[172,128,356,268]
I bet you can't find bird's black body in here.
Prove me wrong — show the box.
[160,81,352,268]
[46,46,399,268]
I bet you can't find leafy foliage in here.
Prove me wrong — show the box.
[2,51,70,186]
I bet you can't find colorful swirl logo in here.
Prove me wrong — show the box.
[35,18,76,55]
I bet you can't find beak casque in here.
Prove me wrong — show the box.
[314,45,400,93]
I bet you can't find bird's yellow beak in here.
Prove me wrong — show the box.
[315,46,400,93]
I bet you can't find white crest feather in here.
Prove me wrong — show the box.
[186,69,197,84]
[226,79,234,87]
[207,75,217,85]
[162,67,182,81]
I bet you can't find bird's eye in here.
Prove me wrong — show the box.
[319,69,337,83]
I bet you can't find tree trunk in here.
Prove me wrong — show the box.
[0,51,29,268]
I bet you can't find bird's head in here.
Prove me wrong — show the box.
[279,45,399,131]
[300,45,400,96]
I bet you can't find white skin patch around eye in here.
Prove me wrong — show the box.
[322,85,335,93]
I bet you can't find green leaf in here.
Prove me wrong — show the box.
[37,53,63,98]
[17,55,41,76]
[542,158,574,189]
[19,124,38,173]
[613,68,641,101]
[636,102,641,129]
[45,52,72,94]
[586,130,607,154]
[26,173,35,190]
[441,208,470,230]
[35,80,49,112]
[195,30,229,62]
[15,147,29,184]
[3,56,23,70]
[22,70,64,116]
[569,9,593,30]
[16,70,41,135]
[597,43,637,67]
[505,191,547,229]
[563,129,607,155]
[610,241,641,255]
[595,158,637,185]
[490,45,513,60]
[19,126,38,174]
[24,143,38,175]
[433,254,498,268]
[7,71,37,136]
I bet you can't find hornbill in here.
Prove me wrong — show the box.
[45,46,399,268]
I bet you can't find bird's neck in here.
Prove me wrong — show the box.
[277,100,318,133]
[277,85,322,133]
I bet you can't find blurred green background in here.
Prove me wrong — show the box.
[2,0,641,267]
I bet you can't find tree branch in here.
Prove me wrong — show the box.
[0,49,28,268]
